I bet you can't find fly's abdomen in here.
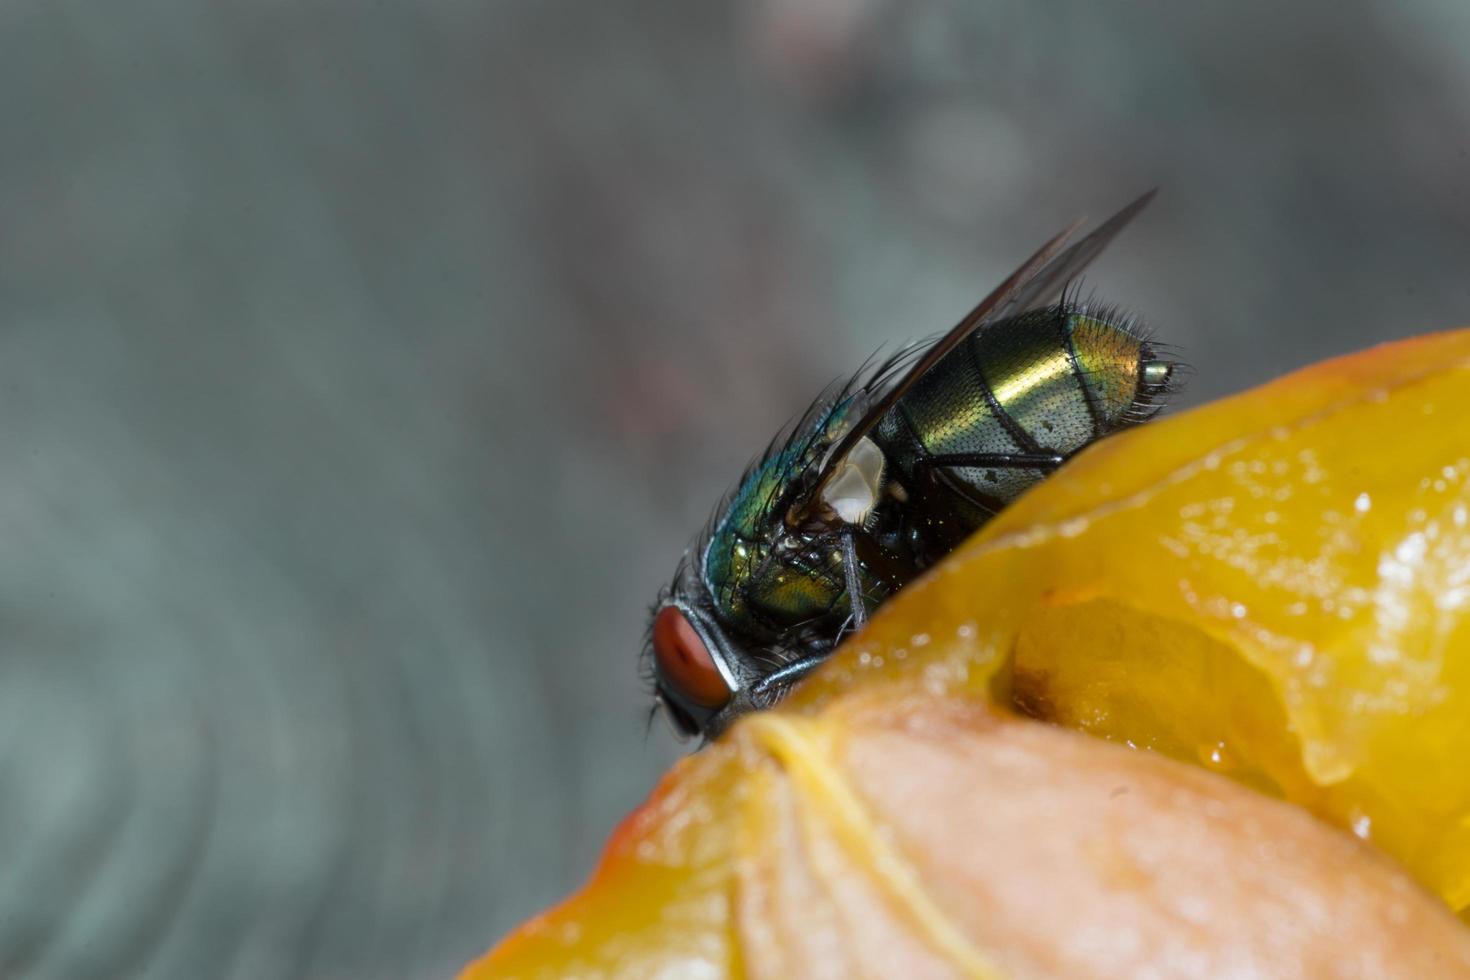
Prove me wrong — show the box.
[875,304,1173,525]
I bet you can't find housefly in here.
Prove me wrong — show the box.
[647,192,1180,740]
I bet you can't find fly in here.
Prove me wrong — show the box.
[646,192,1181,740]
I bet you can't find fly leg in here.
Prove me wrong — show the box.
[751,653,829,701]
[840,527,867,631]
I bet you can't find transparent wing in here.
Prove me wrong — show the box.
[799,189,1157,512]
[988,188,1156,324]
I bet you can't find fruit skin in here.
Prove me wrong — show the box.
[467,328,1470,977]
[468,696,1470,979]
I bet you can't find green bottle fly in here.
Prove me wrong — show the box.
[646,194,1180,739]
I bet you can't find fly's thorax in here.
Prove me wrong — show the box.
[698,394,866,639]
[702,516,903,657]
[705,532,846,633]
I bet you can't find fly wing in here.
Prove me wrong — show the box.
[800,190,1156,513]
[986,188,1156,325]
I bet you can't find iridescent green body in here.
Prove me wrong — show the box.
[703,399,858,636]
[702,302,1168,648]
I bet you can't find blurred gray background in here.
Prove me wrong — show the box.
[1,1,1468,977]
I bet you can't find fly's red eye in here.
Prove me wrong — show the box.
[652,606,730,709]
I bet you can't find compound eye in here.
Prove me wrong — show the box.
[652,606,731,709]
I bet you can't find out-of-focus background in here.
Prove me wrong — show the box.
[2,1,1468,977]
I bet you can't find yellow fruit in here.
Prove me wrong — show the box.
[467,328,1470,977]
